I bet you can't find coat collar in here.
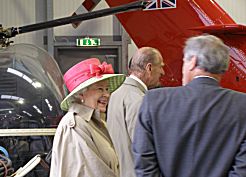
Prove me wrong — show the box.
[67,103,112,143]
[68,103,101,122]
[124,77,147,93]
[129,75,148,91]
[188,77,220,87]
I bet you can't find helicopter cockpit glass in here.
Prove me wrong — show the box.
[0,43,65,128]
[0,43,66,177]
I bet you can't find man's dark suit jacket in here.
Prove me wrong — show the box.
[133,77,246,177]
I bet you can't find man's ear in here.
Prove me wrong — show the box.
[189,56,197,71]
[145,63,152,72]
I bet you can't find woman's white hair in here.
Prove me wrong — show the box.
[68,88,88,104]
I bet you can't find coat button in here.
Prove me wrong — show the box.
[69,120,75,127]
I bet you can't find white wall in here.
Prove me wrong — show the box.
[53,0,113,36]
[0,0,37,45]
[215,0,246,24]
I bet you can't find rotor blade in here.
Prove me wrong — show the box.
[7,0,147,38]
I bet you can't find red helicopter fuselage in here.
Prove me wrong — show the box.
[105,0,246,92]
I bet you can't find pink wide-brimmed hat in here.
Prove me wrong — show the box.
[60,58,125,111]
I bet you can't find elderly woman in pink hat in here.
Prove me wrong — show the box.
[50,58,125,177]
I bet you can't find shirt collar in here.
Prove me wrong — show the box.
[194,75,218,82]
[68,103,101,122]
[130,74,148,91]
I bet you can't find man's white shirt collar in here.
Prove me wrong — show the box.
[194,75,218,81]
[130,75,148,91]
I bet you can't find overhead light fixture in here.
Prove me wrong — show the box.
[33,105,42,114]
[45,99,53,111]
[0,108,14,112]
[1,95,25,104]
[22,110,32,117]
[32,81,42,88]
[18,99,25,104]
[7,68,42,89]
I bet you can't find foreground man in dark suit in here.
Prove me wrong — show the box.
[133,34,246,177]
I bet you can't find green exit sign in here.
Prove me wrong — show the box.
[76,37,101,46]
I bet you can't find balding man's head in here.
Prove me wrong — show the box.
[130,47,161,72]
[129,47,165,89]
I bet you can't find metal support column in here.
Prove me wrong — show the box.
[121,27,130,74]
[47,0,54,57]
[113,16,129,74]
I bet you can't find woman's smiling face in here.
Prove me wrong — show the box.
[81,80,110,112]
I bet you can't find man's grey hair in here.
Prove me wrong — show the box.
[183,34,230,74]
[130,47,161,72]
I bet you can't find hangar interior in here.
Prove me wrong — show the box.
[0,0,246,177]
[1,0,245,74]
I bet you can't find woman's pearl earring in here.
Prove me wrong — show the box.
[81,99,84,103]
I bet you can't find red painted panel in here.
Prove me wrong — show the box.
[105,0,246,92]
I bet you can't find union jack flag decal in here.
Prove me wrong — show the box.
[145,0,176,11]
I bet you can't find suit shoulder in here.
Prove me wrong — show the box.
[227,89,246,101]
[111,82,145,97]
[147,86,183,96]
[223,87,246,96]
